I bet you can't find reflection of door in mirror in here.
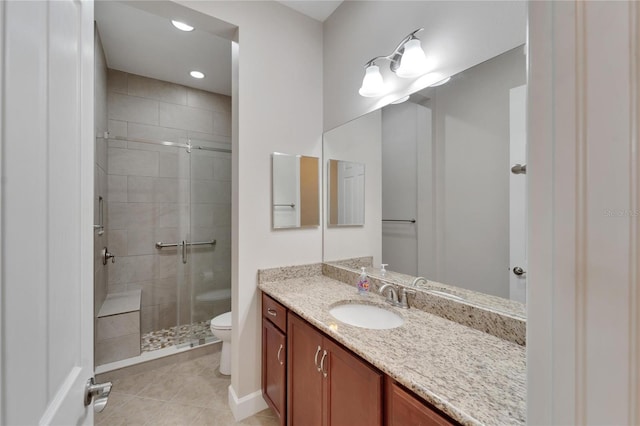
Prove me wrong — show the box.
[509,85,527,303]
[328,159,365,226]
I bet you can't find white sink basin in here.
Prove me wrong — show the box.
[329,303,404,330]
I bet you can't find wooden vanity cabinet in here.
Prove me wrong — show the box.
[262,294,287,426]
[287,312,383,426]
[385,378,456,426]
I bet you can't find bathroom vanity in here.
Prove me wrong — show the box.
[259,265,526,426]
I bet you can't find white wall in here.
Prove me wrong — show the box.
[323,110,382,266]
[177,0,323,414]
[323,0,526,131]
[381,102,429,276]
[434,47,525,298]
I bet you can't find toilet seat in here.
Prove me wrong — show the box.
[210,311,232,330]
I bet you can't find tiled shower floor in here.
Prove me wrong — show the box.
[141,321,215,353]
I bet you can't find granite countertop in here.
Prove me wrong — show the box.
[259,275,526,426]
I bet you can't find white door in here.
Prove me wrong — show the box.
[1,1,97,425]
[509,85,527,303]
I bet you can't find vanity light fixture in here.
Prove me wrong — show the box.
[190,70,205,79]
[391,95,410,104]
[359,28,432,98]
[429,76,451,87]
[171,20,194,32]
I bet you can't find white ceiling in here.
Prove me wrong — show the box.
[277,0,343,22]
[95,1,232,96]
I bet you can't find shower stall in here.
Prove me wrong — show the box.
[93,69,232,368]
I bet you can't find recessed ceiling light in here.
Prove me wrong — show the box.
[190,71,205,79]
[171,20,194,32]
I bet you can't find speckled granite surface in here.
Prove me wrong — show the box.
[259,275,526,426]
[258,263,323,284]
[323,262,526,345]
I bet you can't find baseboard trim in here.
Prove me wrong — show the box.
[228,385,268,421]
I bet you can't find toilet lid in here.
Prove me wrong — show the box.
[210,311,232,330]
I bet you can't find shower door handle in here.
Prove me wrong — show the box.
[181,240,187,264]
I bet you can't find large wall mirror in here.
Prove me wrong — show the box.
[323,45,527,311]
[272,152,320,229]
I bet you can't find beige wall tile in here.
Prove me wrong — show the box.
[127,203,156,228]
[140,303,177,333]
[213,157,231,181]
[108,147,159,177]
[108,175,127,202]
[187,131,231,145]
[97,312,139,341]
[158,152,178,178]
[108,202,128,230]
[186,88,231,113]
[212,111,231,137]
[158,103,213,134]
[108,92,158,125]
[191,156,214,180]
[95,333,140,365]
[127,176,154,203]
[128,74,187,105]
[127,227,155,255]
[127,122,187,145]
[108,255,155,285]
[107,230,128,257]
[108,119,127,139]
[107,69,128,94]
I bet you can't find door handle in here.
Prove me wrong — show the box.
[277,344,284,365]
[84,377,112,413]
[320,350,328,378]
[314,345,322,371]
[513,266,526,276]
[181,240,187,264]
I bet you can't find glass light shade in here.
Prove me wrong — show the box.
[396,39,429,78]
[359,65,385,97]
[190,71,205,79]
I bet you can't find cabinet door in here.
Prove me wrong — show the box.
[263,319,287,425]
[287,313,324,426]
[385,379,455,426]
[323,339,383,426]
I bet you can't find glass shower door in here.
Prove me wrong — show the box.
[175,139,232,347]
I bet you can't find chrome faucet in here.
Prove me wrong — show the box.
[411,276,428,287]
[378,283,400,306]
[379,284,415,309]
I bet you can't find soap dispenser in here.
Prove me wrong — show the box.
[380,263,388,277]
[357,267,370,294]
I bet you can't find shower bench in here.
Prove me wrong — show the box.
[96,289,142,365]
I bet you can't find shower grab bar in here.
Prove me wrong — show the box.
[273,203,295,208]
[93,196,105,235]
[382,219,416,223]
[155,240,217,249]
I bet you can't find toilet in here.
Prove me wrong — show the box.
[210,311,232,375]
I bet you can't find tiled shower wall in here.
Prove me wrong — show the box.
[94,27,108,318]
[105,69,231,334]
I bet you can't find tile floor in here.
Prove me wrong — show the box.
[95,351,278,425]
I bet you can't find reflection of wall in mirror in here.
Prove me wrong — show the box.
[379,46,526,299]
[323,110,381,265]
